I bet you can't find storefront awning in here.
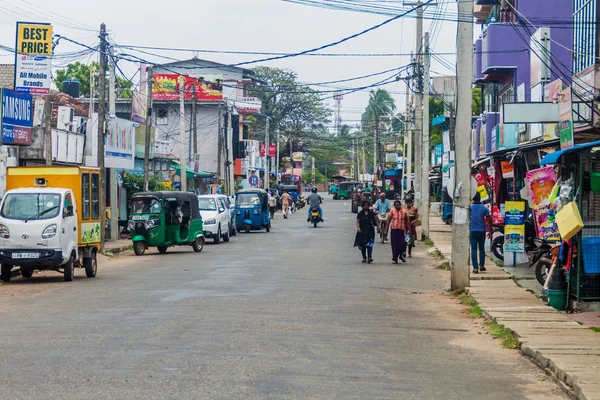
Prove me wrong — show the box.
[172,164,215,179]
[540,139,600,165]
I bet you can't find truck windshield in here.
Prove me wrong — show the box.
[131,198,162,214]
[1,193,62,221]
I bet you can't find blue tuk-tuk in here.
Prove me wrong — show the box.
[440,188,453,225]
[235,189,271,233]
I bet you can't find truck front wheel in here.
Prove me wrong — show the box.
[1,264,12,282]
[64,255,74,282]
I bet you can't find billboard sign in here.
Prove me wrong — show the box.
[14,22,53,95]
[152,74,223,101]
[106,118,136,169]
[1,88,33,145]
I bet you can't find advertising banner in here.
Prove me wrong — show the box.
[1,88,33,145]
[14,22,52,95]
[504,201,526,252]
[558,85,574,149]
[260,144,266,157]
[152,74,223,101]
[501,161,514,179]
[526,167,560,241]
[106,118,135,169]
[268,143,276,157]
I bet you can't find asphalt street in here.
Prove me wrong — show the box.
[0,198,566,400]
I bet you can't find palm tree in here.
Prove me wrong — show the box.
[362,89,396,175]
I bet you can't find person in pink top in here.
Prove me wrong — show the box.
[389,200,410,264]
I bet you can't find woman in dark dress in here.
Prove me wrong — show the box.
[354,201,380,263]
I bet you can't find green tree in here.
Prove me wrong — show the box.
[54,61,133,99]
[472,87,482,116]
[247,67,331,166]
[361,89,396,165]
[121,173,171,201]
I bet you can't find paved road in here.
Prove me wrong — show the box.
[0,198,566,400]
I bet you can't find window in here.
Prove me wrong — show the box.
[573,0,597,74]
[91,173,99,219]
[82,173,90,220]
[198,197,217,211]
[218,198,227,212]
[64,193,74,217]
[156,107,168,125]
[1,193,61,220]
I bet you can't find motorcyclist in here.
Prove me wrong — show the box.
[373,192,391,240]
[306,187,323,222]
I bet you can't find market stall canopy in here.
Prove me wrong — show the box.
[172,164,214,179]
[540,140,600,166]
[442,162,454,173]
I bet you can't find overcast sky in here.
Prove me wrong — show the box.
[0,0,458,129]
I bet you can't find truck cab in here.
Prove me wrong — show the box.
[0,167,101,282]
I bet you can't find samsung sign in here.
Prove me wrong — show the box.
[1,88,33,145]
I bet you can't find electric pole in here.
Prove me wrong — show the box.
[44,95,52,165]
[192,84,197,173]
[264,117,269,190]
[412,3,424,220]
[404,52,413,198]
[98,23,107,250]
[179,76,187,192]
[451,0,474,290]
[143,66,153,191]
[108,46,118,241]
[421,32,430,240]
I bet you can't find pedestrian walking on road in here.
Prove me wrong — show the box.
[389,200,410,264]
[281,191,291,219]
[354,201,379,264]
[470,192,489,274]
[405,198,418,258]
[268,190,277,218]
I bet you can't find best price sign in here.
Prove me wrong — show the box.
[14,22,53,95]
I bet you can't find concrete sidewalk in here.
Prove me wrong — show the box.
[103,239,132,254]
[427,214,600,400]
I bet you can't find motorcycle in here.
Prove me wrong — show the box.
[309,207,323,228]
[297,196,306,209]
[491,219,538,261]
[530,239,565,286]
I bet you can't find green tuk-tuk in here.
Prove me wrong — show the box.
[128,192,205,256]
[337,181,360,200]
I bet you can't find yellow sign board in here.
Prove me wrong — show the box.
[16,23,53,56]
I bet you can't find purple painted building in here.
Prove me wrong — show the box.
[472,0,573,153]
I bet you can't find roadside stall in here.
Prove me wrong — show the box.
[540,140,600,308]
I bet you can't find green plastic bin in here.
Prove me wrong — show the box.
[547,289,567,311]
[591,172,600,193]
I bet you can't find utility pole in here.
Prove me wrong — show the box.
[227,107,234,194]
[311,156,316,185]
[362,136,366,180]
[108,46,118,241]
[264,117,269,189]
[421,32,430,240]
[192,84,197,173]
[44,95,52,165]
[179,75,187,192]
[413,3,424,221]
[451,0,473,290]
[143,66,153,191]
[275,130,280,186]
[97,23,107,250]
[404,53,413,198]
[89,64,95,120]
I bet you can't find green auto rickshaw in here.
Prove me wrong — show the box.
[128,192,205,256]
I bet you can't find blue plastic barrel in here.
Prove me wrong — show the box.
[582,237,600,274]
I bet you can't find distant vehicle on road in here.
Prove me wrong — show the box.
[198,195,233,244]
[129,191,205,256]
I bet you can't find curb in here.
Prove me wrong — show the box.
[470,291,588,400]
[101,244,132,256]
[428,234,590,400]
